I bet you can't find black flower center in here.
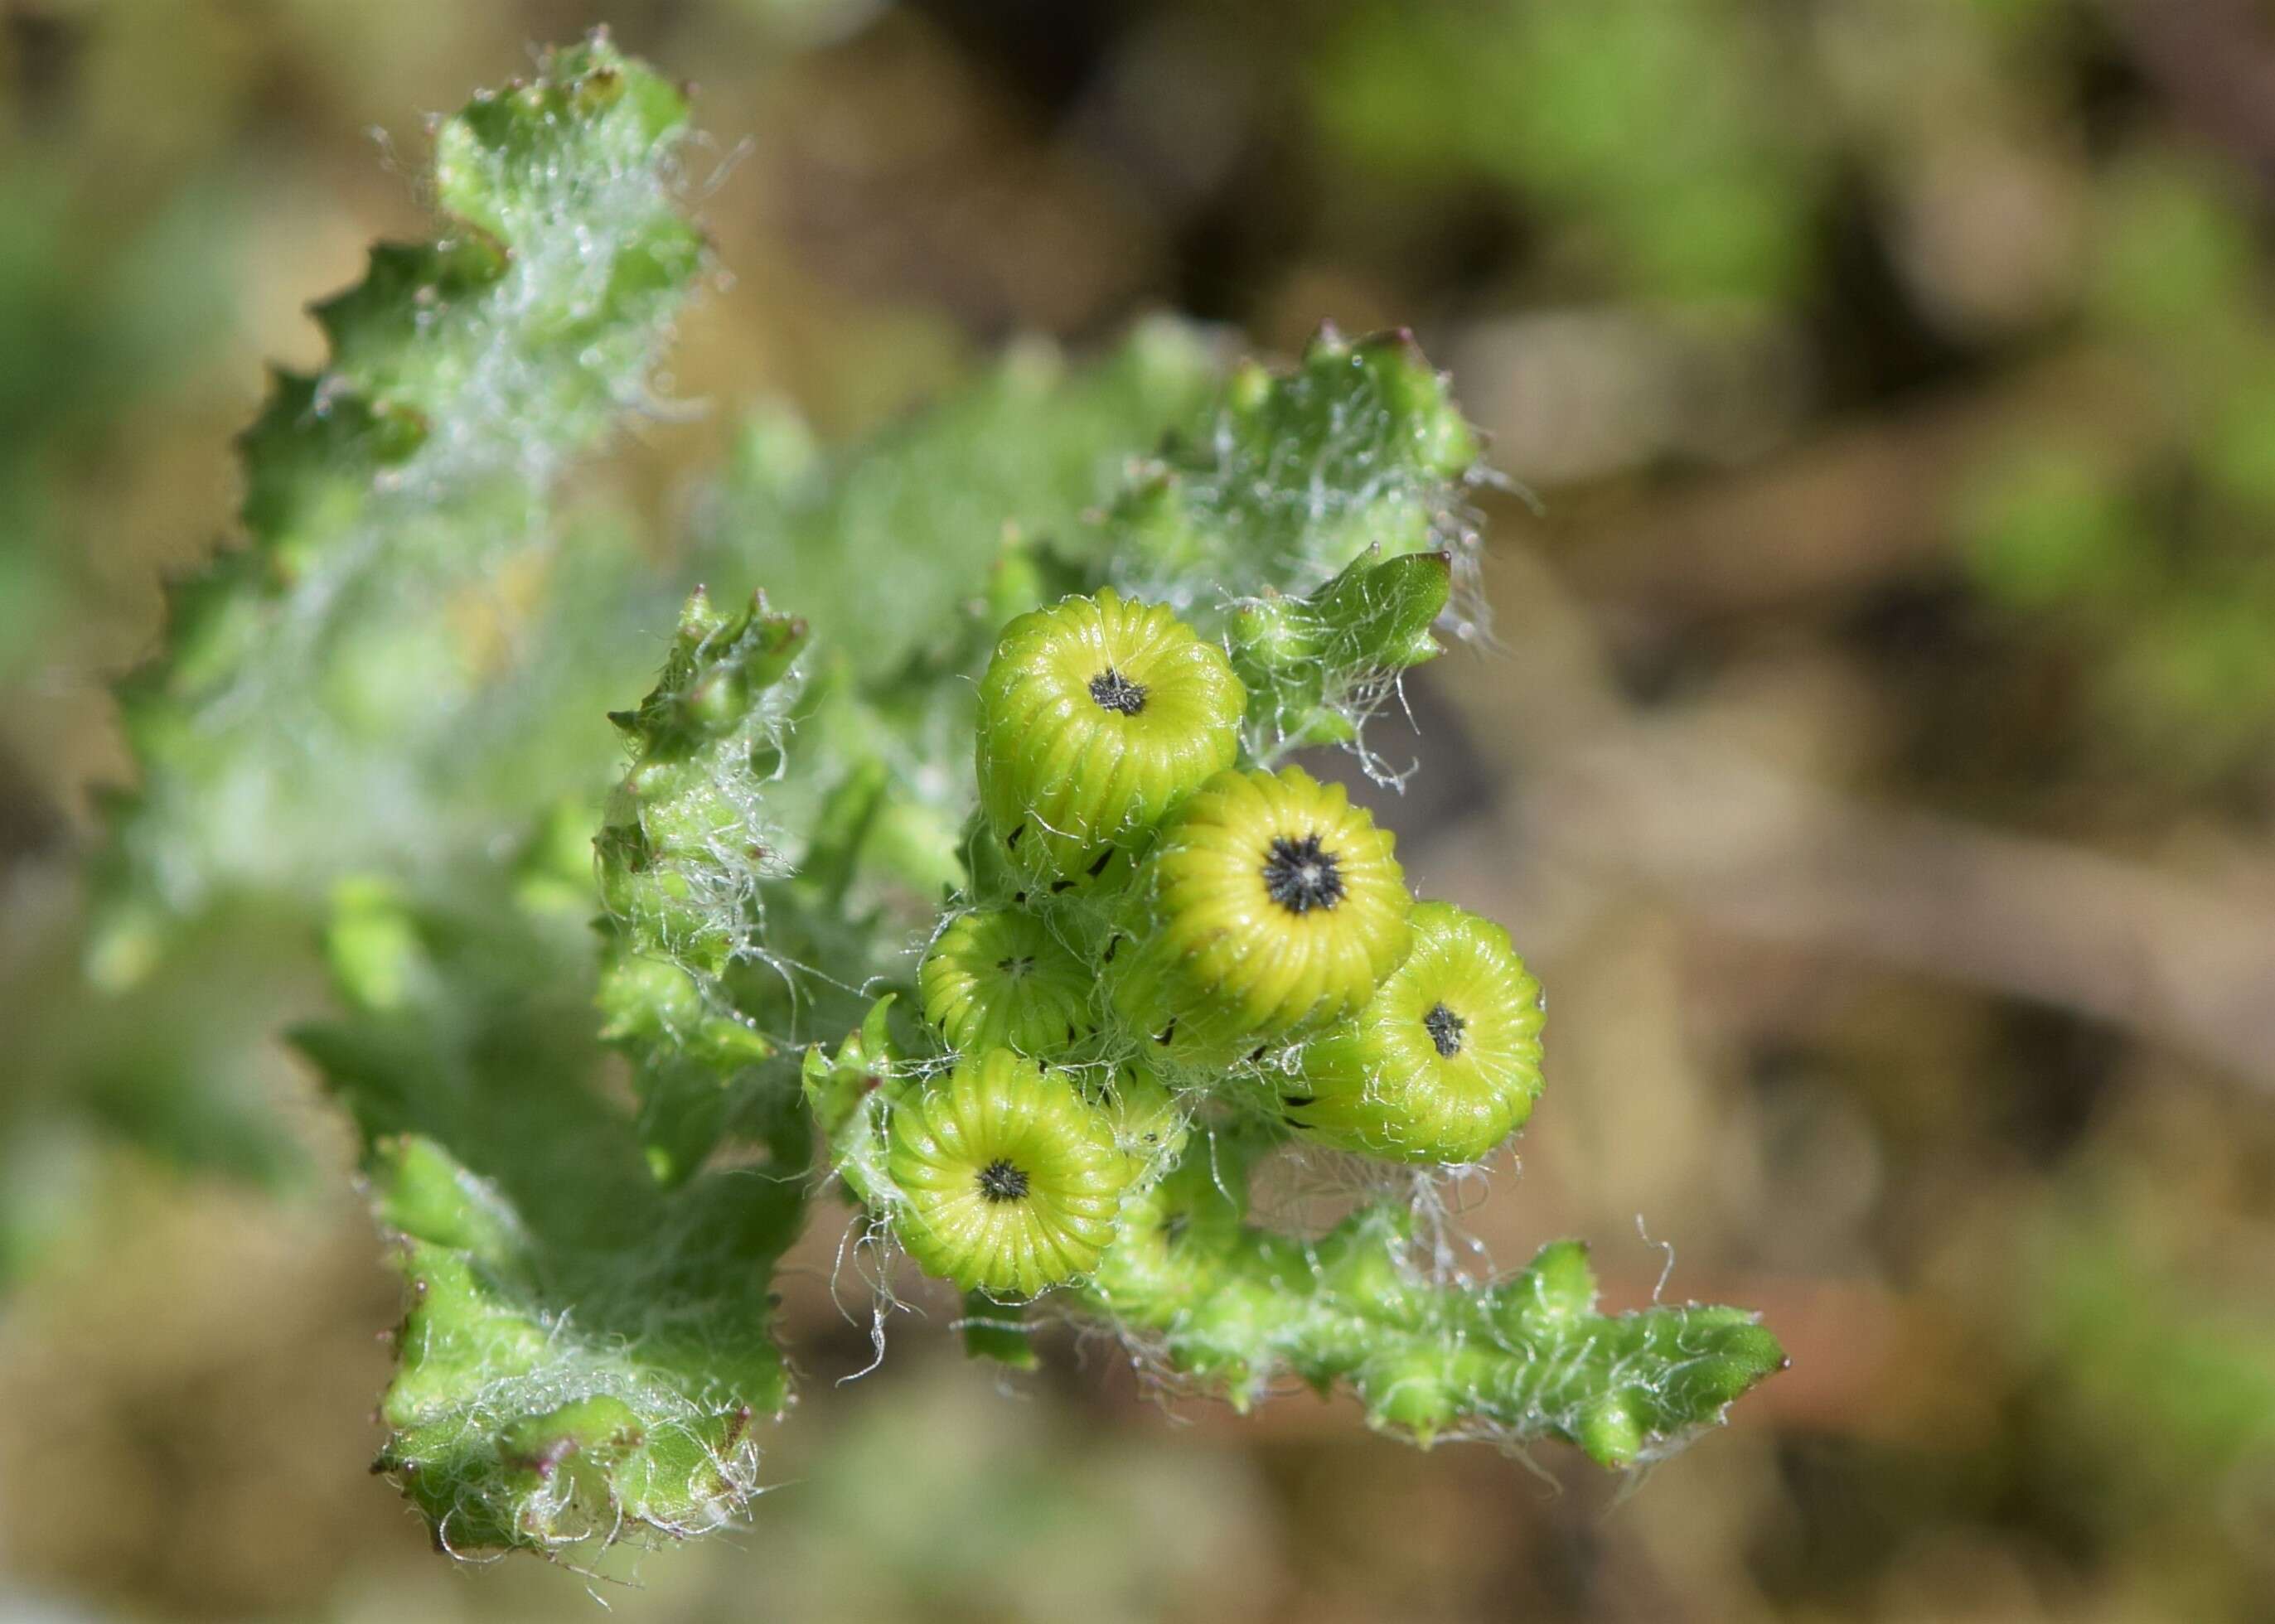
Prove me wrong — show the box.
[976,1158,1030,1203]
[1423,1001,1466,1058]
[1262,833,1344,914]
[1088,668,1147,715]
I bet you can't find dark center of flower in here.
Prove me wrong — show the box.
[1262,833,1344,914]
[995,955,1035,979]
[975,1158,1030,1203]
[1088,667,1147,716]
[1423,1001,1466,1059]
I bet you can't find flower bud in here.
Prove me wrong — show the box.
[975,589,1244,884]
[918,908,1093,1056]
[1112,766,1411,1057]
[1282,901,1543,1164]
[888,1049,1128,1298]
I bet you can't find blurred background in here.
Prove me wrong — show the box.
[7,0,2275,1618]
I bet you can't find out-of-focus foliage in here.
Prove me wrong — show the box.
[1960,148,2275,782]
[709,321,1222,679]
[91,33,704,982]
[0,176,232,681]
[1311,0,2275,805]
[1314,0,1822,305]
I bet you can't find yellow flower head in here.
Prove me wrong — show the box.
[1113,765,1412,1057]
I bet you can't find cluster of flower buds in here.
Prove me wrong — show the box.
[886,589,1544,1298]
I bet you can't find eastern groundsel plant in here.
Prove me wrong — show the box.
[90,35,1784,1561]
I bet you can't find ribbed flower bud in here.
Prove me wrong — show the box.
[918,907,1094,1056]
[1280,901,1544,1163]
[888,1049,1129,1297]
[975,589,1244,884]
[1111,766,1411,1057]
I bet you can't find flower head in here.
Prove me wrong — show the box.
[888,1049,1129,1297]
[1113,766,1411,1057]
[919,907,1093,1056]
[1283,901,1544,1163]
[975,589,1244,884]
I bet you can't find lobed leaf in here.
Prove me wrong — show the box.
[1104,322,1483,616]
[299,876,806,1554]
[93,31,704,987]
[1077,1132,1784,1462]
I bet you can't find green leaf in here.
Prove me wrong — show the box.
[958,1289,1041,1371]
[93,31,705,986]
[1105,324,1482,617]
[707,321,1222,683]
[1077,1132,1784,1461]
[1231,545,1455,759]
[298,878,805,1554]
